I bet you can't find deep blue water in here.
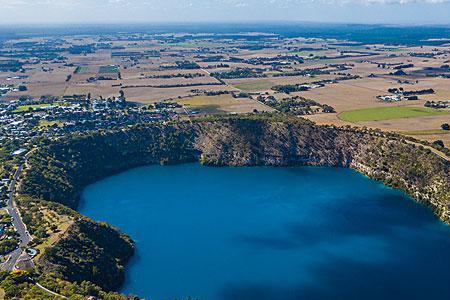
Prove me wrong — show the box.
[80,164,450,300]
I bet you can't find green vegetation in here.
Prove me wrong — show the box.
[17,196,76,247]
[98,65,119,74]
[74,66,89,74]
[13,104,52,113]
[0,270,131,299]
[263,97,335,115]
[175,61,200,70]
[0,239,18,256]
[339,106,449,122]
[0,60,23,72]
[39,219,134,291]
[211,68,266,79]
[272,83,311,94]
[16,196,134,292]
[37,120,64,128]
[234,80,274,91]
[290,51,324,57]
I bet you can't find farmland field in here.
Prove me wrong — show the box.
[2,27,450,148]
[339,106,449,122]
[178,94,271,114]
[233,80,275,91]
[99,65,119,73]
[74,66,89,74]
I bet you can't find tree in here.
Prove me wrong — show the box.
[433,140,445,148]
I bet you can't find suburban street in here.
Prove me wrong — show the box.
[1,150,34,271]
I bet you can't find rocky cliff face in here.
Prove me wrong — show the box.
[194,118,449,223]
[196,119,363,167]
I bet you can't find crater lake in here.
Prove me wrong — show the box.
[80,164,450,300]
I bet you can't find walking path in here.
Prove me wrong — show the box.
[405,140,450,162]
[35,282,67,299]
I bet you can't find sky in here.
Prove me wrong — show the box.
[1,0,450,25]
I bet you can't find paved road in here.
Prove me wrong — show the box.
[1,150,34,271]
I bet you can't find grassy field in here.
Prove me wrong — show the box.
[99,65,119,73]
[37,120,64,128]
[178,94,271,114]
[13,102,69,113]
[339,106,449,122]
[13,104,52,113]
[74,66,89,74]
[291,51,325,57]
[33,208,74,261]
[234,80,275,91]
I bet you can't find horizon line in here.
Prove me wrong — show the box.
[1,20,450,27]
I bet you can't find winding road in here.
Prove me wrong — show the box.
[1,150,35,271]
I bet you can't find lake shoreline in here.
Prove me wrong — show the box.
[17,116,450,294]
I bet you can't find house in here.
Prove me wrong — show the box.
[12,148,26,156]
[377,95,401,102]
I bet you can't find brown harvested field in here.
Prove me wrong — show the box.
[1,32,450,147]
[120,76,220,87]
[301,74,450,146]
[299,76,450,114]
[226,75,330,92]
[122,85,236,103]
[299,78,397,112]
[178,94,273,114]
[68,51,115,65]
[306,111,450,145]
[64,82,120,99]
[360,114,450,144]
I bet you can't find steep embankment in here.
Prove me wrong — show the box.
[17,116,450,292]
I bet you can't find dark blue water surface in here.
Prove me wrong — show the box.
[79,164,450,300]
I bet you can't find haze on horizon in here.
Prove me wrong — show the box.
[1,0,450,25]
